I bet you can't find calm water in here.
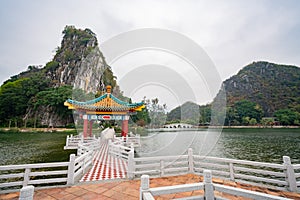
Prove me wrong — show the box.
[1,129,300,166]
[0,131,76,165]
[137,128,300,164]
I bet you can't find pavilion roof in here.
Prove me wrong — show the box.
[64,86,145,113]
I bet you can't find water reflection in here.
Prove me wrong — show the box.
[137,128,223,157]
[137,128,300,164]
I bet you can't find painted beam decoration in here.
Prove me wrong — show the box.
[86,114,130,121]
[64,85,145,117]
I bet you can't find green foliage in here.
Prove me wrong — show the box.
[274,109,300,125]
[234,100,263,124]
[130,107,151,126]
[0,74,50,126]
[0,79,28,123]
[33,85,73,118]
[63,26,96,39]
[71,88,95,101]
[102,68,117,89]
[223,61,300,116]
[64,49,76,61]
[166,102,211,125]
[249,118,257,125]
[62,25,97,46]
[199,105,211,125]
[261,118,275,126]
[44,61,59,72]
[84,46,94,57]
[225,107,238,126]
[224,100,263,126]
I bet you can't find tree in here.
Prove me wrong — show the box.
[234,100,264,124]
[242,116,250,125]
[274,109,300,125]
[131,107,151,127]
[33,85,73,118]
[249,118,257,125]
[0,79,27,125]
[102,68,117,90]
[146,98,167,128]
[225,106,238,126]
[0,74,50,127]
[261,118,275,126]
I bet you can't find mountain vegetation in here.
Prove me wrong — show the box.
[166,102,211,125]
[166,62,300,126]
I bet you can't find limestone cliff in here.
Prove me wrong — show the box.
[24,26,119,127]
[0,26,123,127]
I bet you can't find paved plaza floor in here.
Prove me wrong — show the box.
[1,174,300,200]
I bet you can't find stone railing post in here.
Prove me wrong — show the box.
[67,154,76,185]
[160,160,165,177]
[23,168,31,187]
[140,175,150,200]
[66,135,69,147]
[188,148,194,173]
[229,162,235,181]
[128,149,135,179]
[77,141,82,156]
[283,156,297,192]
[81,134,84,143]
[19,185,34,200]
[204,170,214,200]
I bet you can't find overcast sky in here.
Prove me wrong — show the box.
[1,0,300,108]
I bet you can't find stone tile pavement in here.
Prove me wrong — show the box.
[1,174,300,200]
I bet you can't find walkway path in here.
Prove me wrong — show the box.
[80,142,127,182]
[1,174,300,200]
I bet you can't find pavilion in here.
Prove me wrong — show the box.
[64,85,145,138]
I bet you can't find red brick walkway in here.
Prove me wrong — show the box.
[80,142,127,182]
[1,174,300,200]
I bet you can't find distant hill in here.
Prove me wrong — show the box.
[167,61,300,126]
[221,61,300,117]
[166,101,211,125]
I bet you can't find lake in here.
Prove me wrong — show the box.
[0,128,300,166]
[0,130,76,165]
[137,128,300,164]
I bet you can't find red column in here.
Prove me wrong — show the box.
[83,118,88,138]
[122,120,129,137]
[88,121,93,137]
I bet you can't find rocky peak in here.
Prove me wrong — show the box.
[45,25,108,93]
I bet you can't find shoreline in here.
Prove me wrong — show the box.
[213,125,300,129]
[0,125,299,133]
[0,127,76,133]
[148,125,300,132]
